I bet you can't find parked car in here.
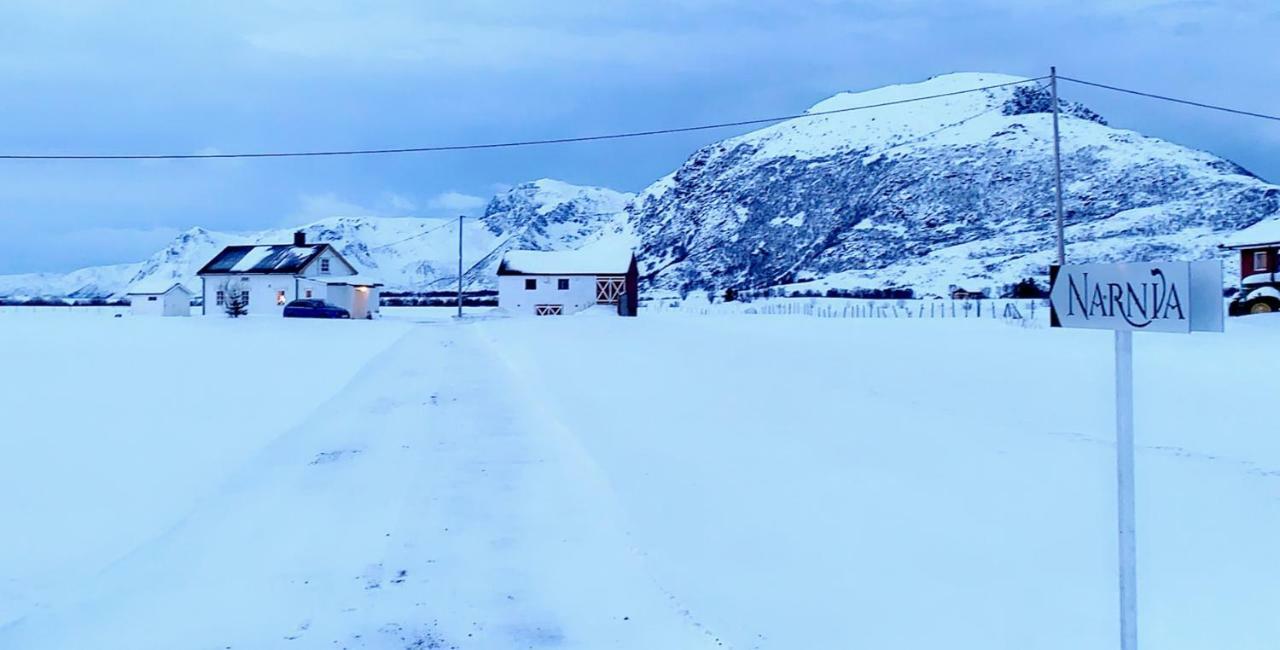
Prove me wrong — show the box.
[283,299,350,319]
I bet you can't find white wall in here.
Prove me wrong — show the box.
[300,249,356,278]
[299,279,381,319]
[129,294,164,317]
[200,271,379,319]
[498,275,599,315]
[162,290,192,317]
[201,275,298,317]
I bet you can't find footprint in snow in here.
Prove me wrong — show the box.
[309,449,363,465]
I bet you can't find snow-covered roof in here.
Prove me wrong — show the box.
[1221,218,1280,249]
[497,248,634,275]
[125,280,192,295]
[198,244,329,275]
[300,274,383,286]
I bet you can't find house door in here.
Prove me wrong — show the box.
[596,276,625,304]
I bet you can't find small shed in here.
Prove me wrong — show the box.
[126,281,193,317]
[496,248,638,316]
[949,286,987,300]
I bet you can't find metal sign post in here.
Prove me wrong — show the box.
[457,215,464,319]
[1114,327,1137,650]
[1049,260,1222,650]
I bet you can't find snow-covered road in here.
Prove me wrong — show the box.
[2,310,1277,649]
[1,319,717,649]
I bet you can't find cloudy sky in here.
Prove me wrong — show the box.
[1,0,1278,273]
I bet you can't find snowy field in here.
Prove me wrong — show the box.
[0,307,1276,649]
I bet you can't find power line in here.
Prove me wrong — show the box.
[370,217,461,251]
[0,77,1047,161]
[1060,76,1280,123]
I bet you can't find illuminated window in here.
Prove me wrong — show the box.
[1254,251,1268,272]
[276,291,286,306]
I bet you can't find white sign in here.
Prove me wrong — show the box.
[1049,261,1223,333]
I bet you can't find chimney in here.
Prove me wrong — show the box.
[293,231,306,246]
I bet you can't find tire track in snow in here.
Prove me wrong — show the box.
[471,323,734,650]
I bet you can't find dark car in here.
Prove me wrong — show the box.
[283,299,350,319]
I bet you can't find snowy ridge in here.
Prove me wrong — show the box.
[460,179,634,287]
[0,180,630,299]
[631,71,1280,295]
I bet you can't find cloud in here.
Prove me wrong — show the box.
[293,193,378,221]
[292,192,419,221]
[425,191,488,214]
[0,225,182,274]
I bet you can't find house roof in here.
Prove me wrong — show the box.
[497,248,635,276]
[1221,219,1280,250]
[197,244,330,275]
[126,280,192,295]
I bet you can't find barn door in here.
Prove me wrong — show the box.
[596,276,625,304]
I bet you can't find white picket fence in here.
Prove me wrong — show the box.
[643,297,1047,323]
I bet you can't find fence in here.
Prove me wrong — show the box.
[642,297,1046,323]
[0,305,129,317]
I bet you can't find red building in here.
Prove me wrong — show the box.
[1222,222,1280,315]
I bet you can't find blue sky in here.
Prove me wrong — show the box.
[1,0,1278,273]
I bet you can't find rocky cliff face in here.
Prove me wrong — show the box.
[460,179,633,286]
[629,72,1280,295]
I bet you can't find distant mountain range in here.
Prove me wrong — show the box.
[0,180,633,300]
[3,72,1278,301]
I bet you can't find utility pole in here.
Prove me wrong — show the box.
[1051,66,1065,266]
[457,215,464,318]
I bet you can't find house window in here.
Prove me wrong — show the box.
[525,278,537,290]
[557,278,569,290]
[276,290,286,306]
[242,290,250,305]
[215,291,225,306]
[147,296,158,302]
[320,258,330,274]
[305,289,313,298]
[1254,251,1268,272]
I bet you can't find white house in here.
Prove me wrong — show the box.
[196,232,383,319]
[126,281,193,317]
[496,249,638,316]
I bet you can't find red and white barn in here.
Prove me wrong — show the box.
[496,249,638,316]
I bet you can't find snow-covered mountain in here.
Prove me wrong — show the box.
[460,179,634,286]
[631,72,1280,295]
[0,180,631,300]
[6,72,1280,301]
